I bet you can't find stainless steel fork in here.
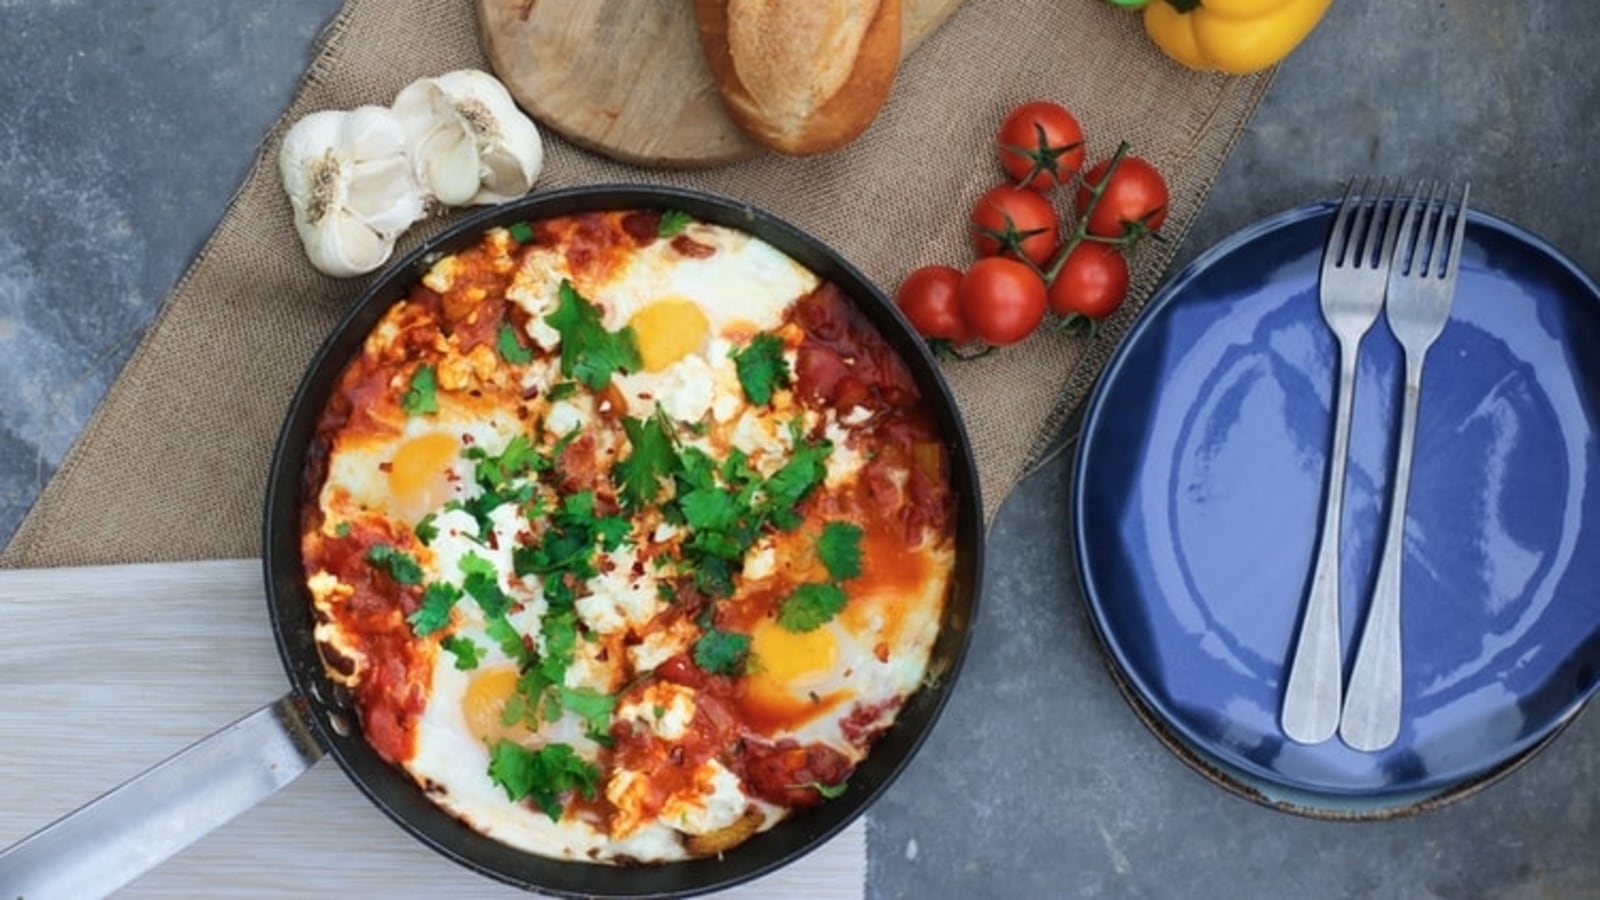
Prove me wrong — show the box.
[1339,181,1471,752]
[1281,178,1404,745]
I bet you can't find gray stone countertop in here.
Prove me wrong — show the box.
[2,2,1596,897]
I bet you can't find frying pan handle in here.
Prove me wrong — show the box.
[0,692,324,899]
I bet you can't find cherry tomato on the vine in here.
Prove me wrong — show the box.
[970,186,1059,267]
[1048,242,1130,320]
[895,265,971,343]
[1077,155,1170,238]
[959,257,1047,346]
[996,101,1086,191]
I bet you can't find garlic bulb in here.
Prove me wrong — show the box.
[392,69,544,207]
[278,106,427,278]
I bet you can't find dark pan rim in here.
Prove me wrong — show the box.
[262,184,984,897]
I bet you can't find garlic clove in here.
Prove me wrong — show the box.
[393,69,543,207]
[299,210,398,279]
[415,122,483,207]
[278,105,426,277]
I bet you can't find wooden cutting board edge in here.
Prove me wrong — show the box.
[477,0,968,169]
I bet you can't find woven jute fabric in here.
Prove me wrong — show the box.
[1,0,1270,568]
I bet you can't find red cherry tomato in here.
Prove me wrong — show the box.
[1076,155,1170,238]
[959,257,1047,346]
[1048,242,1130,319]
[970,186,1059,267]
[895,265,971,343]
[996,100,1086,191]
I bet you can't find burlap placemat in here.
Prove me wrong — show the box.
[1,0,1271,569]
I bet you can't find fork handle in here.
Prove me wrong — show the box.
[1282,346,1359,744]
[1341,357,1425,751]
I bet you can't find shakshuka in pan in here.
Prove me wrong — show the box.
[299,209,956,864]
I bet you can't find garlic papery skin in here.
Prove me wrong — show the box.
[392,69,544,207]
[278,106,427,278]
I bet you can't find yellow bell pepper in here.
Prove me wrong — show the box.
[1142,0,1333,75]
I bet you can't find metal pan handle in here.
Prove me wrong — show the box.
[0,693,324,899]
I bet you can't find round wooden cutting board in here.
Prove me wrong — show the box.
[477,0,967,168]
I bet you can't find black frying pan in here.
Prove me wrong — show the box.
[258,185,985,897]
[0,185,981,898]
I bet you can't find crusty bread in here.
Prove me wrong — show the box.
[692,0,902,156]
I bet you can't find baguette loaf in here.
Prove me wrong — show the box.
[692,0,902,156]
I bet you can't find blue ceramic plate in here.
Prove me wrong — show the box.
[1073,200,1600,806]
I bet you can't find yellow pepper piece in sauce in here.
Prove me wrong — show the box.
[1143,0,1333,74]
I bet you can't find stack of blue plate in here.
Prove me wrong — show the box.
[1071,201,1600,816]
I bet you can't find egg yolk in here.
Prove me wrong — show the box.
[630,298,709,372]
[462,665,526,744]
[388,431,459,518]
[747,619,838,710]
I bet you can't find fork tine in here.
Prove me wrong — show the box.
[1327,178,1359,264]
[1432,183,1470,278]
[1377,179,1408,268]
[1390,181,1424,276]
[1413,180,1443,277]
[1357,177,1393,268]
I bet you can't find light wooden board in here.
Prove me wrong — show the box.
[476,0,967,167]
[0,560,865,898]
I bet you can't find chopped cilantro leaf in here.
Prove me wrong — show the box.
[791,780,849,799]
[545,279,641,390]
[762,439,833,517]
[777,583,848,632]
[658,209,692,237]
[402,364,438,416]
[507,221,534,243]
[461,556,512,619]
[679,487,739,532]
[366,544,423,586]
[547,381,579,401]
[487,740,600,822]
[540,610,580,677]
[503,667,555,728]
[466,434,544,491]
[495,322,535,365]
[694,629,751,676]
[486,614,531,666]
[615,415,676,508]
[594,514,631,551]
[817,521,864,582]
[732,332,790,406]
[333,521,352,538]
[408,581,461,636]
[557,687,616,743]
[440,635,483,670]
[414,513,439,545]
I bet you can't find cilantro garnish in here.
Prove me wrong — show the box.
[496,322,534,365]
[487,740,601,822]
[366,544,424,586]
[465,434,545,490]
[679,486,740,532]
[333,521,352,538]
[440,634,483,670]
[508,221,534,244]
[817,521,864,582]
[732,332,790,406]
[486,615,532,666]
[615,414,677,508]
[402,364,438,416]
[658,209,692,237]
[791,780,849,799]
[545,279,641,390]
[777,583,848,632]
[761,439,833,525]
[547,381,579,401]
[459,552,512,618]
[408,581,461,636]
[414,513,439,545]
[694,629,751,676]
[556,686,616,743]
